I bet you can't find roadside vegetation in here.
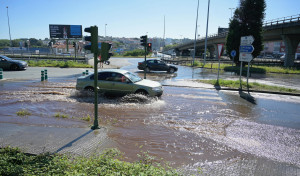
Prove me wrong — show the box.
[27,60,92,68]
[16,109,31,117]
[197,79,300,94]
[0,147,180,176]
[121,49,152,57]
[190,61,300,74]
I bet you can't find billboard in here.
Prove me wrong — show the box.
[49,24,82,39]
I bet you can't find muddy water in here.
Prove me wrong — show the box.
[1,78,300,175]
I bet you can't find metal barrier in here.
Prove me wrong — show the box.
[171,14,300,51]
[264,14,300,26]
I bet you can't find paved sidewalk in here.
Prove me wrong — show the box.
[0,123,114,156]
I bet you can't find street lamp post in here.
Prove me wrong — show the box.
[203,0,210,65]
[229,8,235,19]
[192,0,200,66]
[105,24,107,40]
[6,6,12,47]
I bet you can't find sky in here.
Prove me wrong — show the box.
[0,0,299,40]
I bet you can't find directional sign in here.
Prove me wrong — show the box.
[241,35,254,45]
[239,45,254,53]
[239,53,253,62]
[239,36,255,62]
[231,50,236,57]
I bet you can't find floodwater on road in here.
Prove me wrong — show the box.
[0,79,299,175]
[1,58,300,175]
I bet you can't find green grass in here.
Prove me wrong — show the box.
[0,147,181,176]
[16,109,31,117]
[80,114,91,122]
[54,113,69,119]
[197,79,300,94]
[27,60,92,68]
[187,62,300,74]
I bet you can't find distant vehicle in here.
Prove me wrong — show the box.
[264,55,274,59]
[279,54,300,60]
[296,53,300,60]
[0,55,28,71]
[137,59,178,73]
[76,69,163,97]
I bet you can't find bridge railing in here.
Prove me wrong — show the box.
[197,31,228,41]
[264,14,300,26]
[165,14,300,52]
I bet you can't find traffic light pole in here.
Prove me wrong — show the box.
[92,52,99,130]
[74,43,77,61]
[84,25,99,130]
[144,45,147,79]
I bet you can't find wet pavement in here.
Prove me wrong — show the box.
[0,57,300,175]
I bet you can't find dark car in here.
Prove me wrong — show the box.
[0,55,28,71]
[137,59,178,73]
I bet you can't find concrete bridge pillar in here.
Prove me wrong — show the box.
[281,34,300,67]
[209,46,216,59]
[213,44,219,60]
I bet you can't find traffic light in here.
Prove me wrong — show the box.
[140,35,147,47]
[73,42,76,48]
[84,26,98,54]
[147,43,152,53]
[101,42,113,61]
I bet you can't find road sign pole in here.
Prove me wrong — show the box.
[247,62,250,92]
[217,58,220,83]
[239,61,243,89]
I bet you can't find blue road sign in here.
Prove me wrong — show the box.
[231,50,236,57]
[240,45,254,53]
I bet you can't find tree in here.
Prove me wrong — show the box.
[226,0,266,65]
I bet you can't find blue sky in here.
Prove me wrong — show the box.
[0,0,299,40]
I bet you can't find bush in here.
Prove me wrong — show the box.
[123,49,145,57]
[0,147,181,175]
[27,60,92,68]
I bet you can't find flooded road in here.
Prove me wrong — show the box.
[1,58,300,175]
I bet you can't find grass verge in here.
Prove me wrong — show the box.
[188,62,300,74]
[27,60,92,68]
[197,79,300,94]
[0,147,180,176]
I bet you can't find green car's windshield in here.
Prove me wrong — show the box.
[124,72,142,83]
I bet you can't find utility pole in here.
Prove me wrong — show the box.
[6,6,12,47]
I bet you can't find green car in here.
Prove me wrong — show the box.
[76,69,163,97]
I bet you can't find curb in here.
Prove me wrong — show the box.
[162,84,300,97]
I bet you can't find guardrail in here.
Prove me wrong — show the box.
[264,14,300,27]
[172,14,300,51]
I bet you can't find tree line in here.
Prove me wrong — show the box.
[0,38,48,48]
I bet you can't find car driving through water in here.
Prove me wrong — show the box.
[0,55,28,71]
[76,69,163,97]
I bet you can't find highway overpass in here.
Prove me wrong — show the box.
[164,14,300,67]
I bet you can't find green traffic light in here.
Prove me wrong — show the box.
[101,42,112,61]
[84,26,98,54]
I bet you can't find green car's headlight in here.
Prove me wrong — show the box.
[152,87,162,91]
